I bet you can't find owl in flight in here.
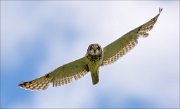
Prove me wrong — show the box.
[19,8,162,90]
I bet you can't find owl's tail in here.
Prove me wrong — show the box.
[18,75,52,91]
[91,71,99,85]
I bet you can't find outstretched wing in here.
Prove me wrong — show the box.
[19,57,89,90]
[102,8,162,66]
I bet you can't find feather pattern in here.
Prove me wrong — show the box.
[102,8,162,66]
[102,39,138,66]
[52,70,88,87]
[19,57,89,90]
[18,76,52,90]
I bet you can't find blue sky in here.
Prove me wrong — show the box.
[1,1,179,108]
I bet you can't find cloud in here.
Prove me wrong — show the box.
[1,1,179,108]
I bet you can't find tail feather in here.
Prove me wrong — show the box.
[91,71,99,85]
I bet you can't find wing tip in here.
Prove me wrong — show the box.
[18,81,28,88]
[18,82,32,91]
[159,8,163,14]
[18,83,23,88]
[18,80,49,91]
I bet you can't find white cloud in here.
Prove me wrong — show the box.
[2,1,179,108]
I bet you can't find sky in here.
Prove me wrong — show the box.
[1,1,179,108]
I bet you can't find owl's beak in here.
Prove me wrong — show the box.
[94,49,96,53]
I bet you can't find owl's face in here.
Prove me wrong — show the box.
[87,44,102,56]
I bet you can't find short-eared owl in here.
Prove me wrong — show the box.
[19,8,162,90]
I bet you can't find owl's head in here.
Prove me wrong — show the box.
[87,44,102,56]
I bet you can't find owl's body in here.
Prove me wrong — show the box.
[86,44,103,85]
[19,8,162,91]
[88,59,101,85]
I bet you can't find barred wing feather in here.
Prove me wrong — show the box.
[102,8,162,66]
[19,57,89,90]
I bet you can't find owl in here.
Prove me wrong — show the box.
[19,8,162,90]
